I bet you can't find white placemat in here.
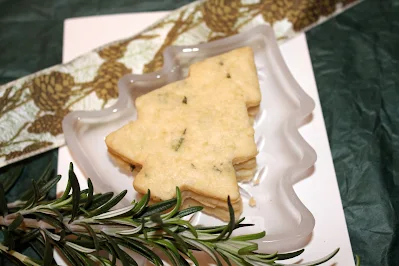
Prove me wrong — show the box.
[57,11,355,265]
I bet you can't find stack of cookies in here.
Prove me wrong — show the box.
[105,47,261,221]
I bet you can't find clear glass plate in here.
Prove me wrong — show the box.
[62,25,316,253]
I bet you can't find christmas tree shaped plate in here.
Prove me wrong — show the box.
[62,25,316,253]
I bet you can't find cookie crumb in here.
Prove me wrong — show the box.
[249,197,256,207]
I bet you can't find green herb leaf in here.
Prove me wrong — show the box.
[187,250,199,266]
[93,204,135,220]
[87,192,114,211]
[3,230,15,250]
[84,178,94,209]
[19,229,41,244]
[165,218,198,238]
[217,249,233,266]
[217,249,250,266]
[150,213,164,225]
[77,222,100,255]
[58,176,72,202]
[288,248,340,266]
[76,252,92,266]
[0,162,340,266]
[162,187,182,219]
[0,165,23,193]
[237,243,258,255]
[7,213,23,231]
[101,232,133,266]
[68,163,81,223]
[43,233,53,266]
[120,237,163,266]
[104,242,117,265]
[231,231,266,241]
[139,198,176,218]
[276,249,305,260]
[175,206,203,218]
[32,212,64,230]
[39,175,61,200]
[355,254,360,266]
[0,249,26,266]
[36,207,64,221]
[88,190,127,217]
[63,243,84,265]
[132,190,150,216]
[163,226,188,253]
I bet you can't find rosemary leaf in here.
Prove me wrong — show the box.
[184,239,222,266]
[78,222,100,255]
[32,212,64,230]
[163,227,188,253]
[83,179,94,209]
[165,219,198,238]
[87,192,114,211]
[355,254,360,266]
[53,242,78,265]
[237,243,259,255]
[187,250,200,266]
[93,204,135,220]
[139,198,176,218]
[217,248,250,266]
[0,249,26,266]
[104,242,117,266]
[0,162,341,266]
[276,249,305,260]
[43,233,53,266]
[1,165,23,193]
[68,162,81,223]
[38,175,61,201]
[3,230,15,250]
[101,232,132,266]
[153,242,180,266]
[58,175,72,202]
[36,207,64,222]
[162,187,182,219]
[175,206,203,218]
[75,252,92,266]
[87,190,127,218]
[120,237,163,266]
[150,213,164,225]
[217,249,233,266]
[19,229,41,244]
[66,241,96,253]
[132,190,150,216]
[287,248,340,266]
[231,231,266,242]
[7,214,23,231]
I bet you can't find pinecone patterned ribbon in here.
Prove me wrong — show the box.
[0,0,361,168]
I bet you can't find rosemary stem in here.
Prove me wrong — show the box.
[0,216,56,230]
[0,243,41,266]
[0,216,138,234]
[6,200,26,209]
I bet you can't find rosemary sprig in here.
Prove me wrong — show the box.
[0,162,341,266]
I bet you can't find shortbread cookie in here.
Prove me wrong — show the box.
[106,47,260,220]
[234,158,257,171]
[182,197,243,222]
[235,168,257,182]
